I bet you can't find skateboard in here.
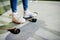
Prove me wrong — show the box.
[0,17,37,34]
[0,12,38,34]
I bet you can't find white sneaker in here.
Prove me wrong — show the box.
[12,12,26,24]
[24,10,37,18]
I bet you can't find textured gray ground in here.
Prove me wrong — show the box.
[0,1,60,40]
[5,20,47,40]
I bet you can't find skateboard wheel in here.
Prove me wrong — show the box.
[8,28,20,34]
[29,18,37,22]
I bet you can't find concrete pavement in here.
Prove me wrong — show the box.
[0,1,60,40]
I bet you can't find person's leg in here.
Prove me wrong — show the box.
[10,0,25,24]
[22,0,37,18]
[10,0,17,13]
[22,0,28,11]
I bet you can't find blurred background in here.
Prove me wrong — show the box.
[0,0,22,15]
[0,0,59,15]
